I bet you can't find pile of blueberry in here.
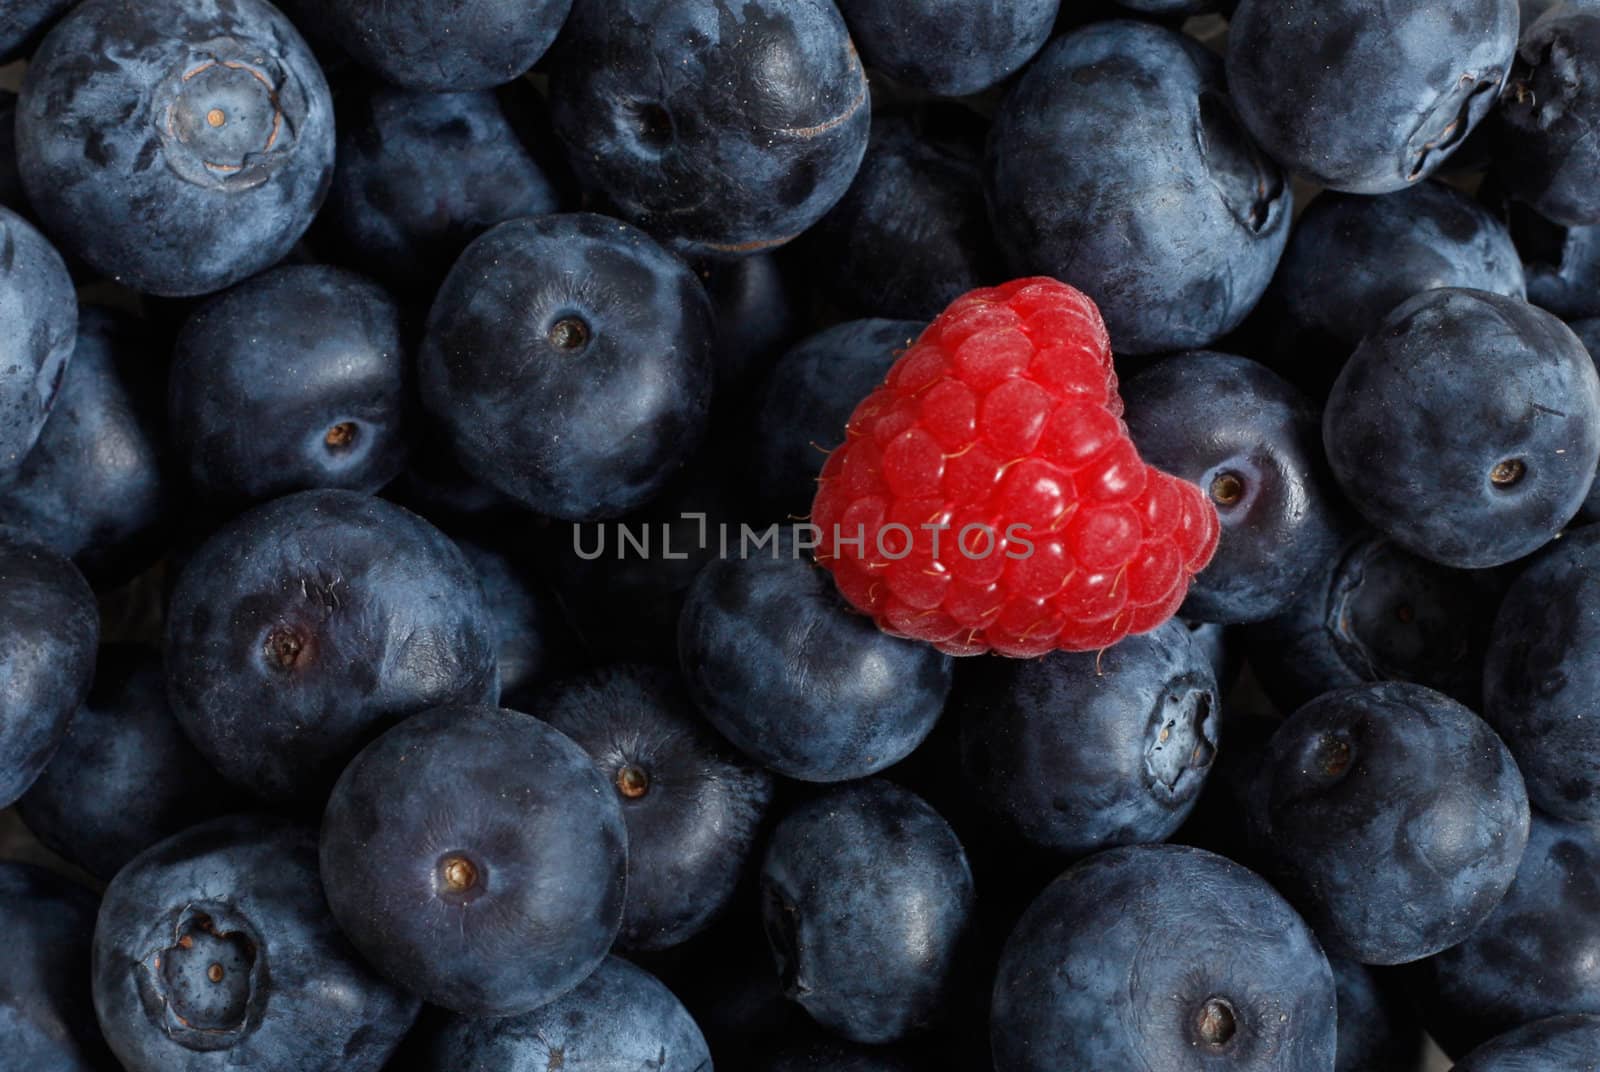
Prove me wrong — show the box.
[8,0,1600,1069]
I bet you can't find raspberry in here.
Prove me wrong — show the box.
[810,278,1219,657]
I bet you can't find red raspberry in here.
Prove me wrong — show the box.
[810,278,1218,657]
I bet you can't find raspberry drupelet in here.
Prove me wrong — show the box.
[810,278,1219,657]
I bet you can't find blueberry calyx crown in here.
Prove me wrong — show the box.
[1143,677,1217,799]
[135,903,265,1051]
[155,36,309,192]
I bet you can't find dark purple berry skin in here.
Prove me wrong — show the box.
[0,862,114,1072]
[0,528,97,809]
[0,306,173,588]
[539,665,773,953]
[168,265,410,504]
[92,815,419,1072]
[319,706,628,1016]
[1123,351,1347,623]
[0,205,75,479]
[1484,524,1600,823]
[545,0,870,260]
[1324,288,1600,569]
[18,646,241,880]
[1246,532,1506,713]
[988,21,1290,356]
[1454,1015,1600,1072]
[411,957,712,1072]
[1416,812,1600,1058]
[1228,0,1517,194]
[419,213,715,522]
[1494,5,1600,227]
[164,490,498,809]
[760,779,975,1045]
[834,0,1056,96]
[956,618,1219,860]
[1249,682,1530,965]
[991,844,1338,1072]
[322,80,569,297]
[322,0,573,92]
[15,0,334,297]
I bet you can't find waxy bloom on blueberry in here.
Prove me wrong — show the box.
[810,278,1219,657]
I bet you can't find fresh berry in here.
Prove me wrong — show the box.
[93,815,419,1072]
[955,617,1219,858]
[412,956,713,1072]
[1248,682,1530,965]
[809,277,1220,657]
[318,705,628,1017]
[15,0,334,296]
[1454,1015,1600,1072]
[1227,0,1518,194]
[990,844,1338,1072]
[1324,287,1600,569]
[986,21,1290,355]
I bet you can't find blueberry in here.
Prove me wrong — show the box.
[1415,811,1600,1057]
[164,489,498,808]
[1569,317,1600,521]
[987,21,1290,355]
[93,815,419,1072]
[990,844,1337,1072]
[1248,682,1530,964]
[15,0,334,297]
[751,319,925,518]
[1329,956,1423,1072]
[1324,288,1600,569]
[546,0,870,259]
[0,529,97,809]
[833,0,1056,96]
[1260,182,1526,392]
[760,779,974,1044]
[804,109,1003,322]
[1483,524,1600,821]
[16,646,240,880]
[322,80,568,296]
[1494,5,1600,227]
[168,266,409,504]
[1454,1014,1600,1071]
[0,206,75,477]
[319,705,627,1016]
[0,306,172,587]
[1227,0,1517,193]
[0,0,73,62]
[955,618,1218,859]
[539,664,772,951]
[678,542,953,782]
[415,956,711,1071]
[0,862,113,1072]
[1500,198,1600,318]
[419,213,715,521]
[323,0,573,91]
[1245,532,1506,713]
[454,538,564,708]
[1123,352,1346,622]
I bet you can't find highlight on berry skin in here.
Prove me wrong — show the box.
[809,278,1219,658]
